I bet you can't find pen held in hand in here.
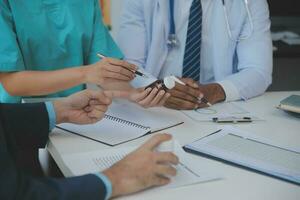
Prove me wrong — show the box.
[96,53,148,78]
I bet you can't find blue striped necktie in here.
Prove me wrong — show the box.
[182,0,202,82]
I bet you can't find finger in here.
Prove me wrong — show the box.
[169,89,199,104]
[141,133,172,150]
[84,106,93,112]
[92,105,109,113]
[133,88,152,102]
[106,64,135,79]
[174,83,200,98]
[149,89,166,107]
[102,70,133,81]
[85,105,107,113]
[167,96,198,110]
[164,101,180,110]
[104,57,137,71]
[138,87,159,107]
[87,109,104,120]
[89,99,104,106]
[181,78,199,88]
[152,176,171,187]
[86,90,112,105]
[155,152,179,165]
[158,93,171,106]
[155,165,177,177]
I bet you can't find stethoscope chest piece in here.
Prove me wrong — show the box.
[167,34,180,49]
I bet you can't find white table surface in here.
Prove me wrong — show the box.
[48,91,300,200]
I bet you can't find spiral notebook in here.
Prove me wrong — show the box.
[57,101,183,146]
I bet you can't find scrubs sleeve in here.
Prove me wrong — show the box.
[87,0,123,64]
[0,1,25,71]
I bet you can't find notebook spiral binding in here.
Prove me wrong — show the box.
[105,114,150,130]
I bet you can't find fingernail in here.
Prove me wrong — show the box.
[199,93,204,98]
[194,83,199,88]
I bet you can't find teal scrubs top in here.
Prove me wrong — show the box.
[0,0,123,103]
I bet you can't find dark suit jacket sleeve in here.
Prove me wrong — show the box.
[0,150,107,200]
[0,103,108,200]
[0,103,50,149]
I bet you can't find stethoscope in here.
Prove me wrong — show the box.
[167,0,254,50]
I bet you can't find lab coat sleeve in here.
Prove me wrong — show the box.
[0,1,25,71]
[218,0,273,101]
[87,0,123,65]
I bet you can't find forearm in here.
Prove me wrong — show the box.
[0,67,87,96]
[101,81,134,91]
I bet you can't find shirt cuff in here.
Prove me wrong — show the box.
[94,173,112,200]
[217,80,241,102]
[45,102,56,131]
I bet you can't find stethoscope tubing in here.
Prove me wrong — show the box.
[167,0,254,48]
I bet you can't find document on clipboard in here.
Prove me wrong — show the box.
[184,127,300,185]
[181,102,262,122]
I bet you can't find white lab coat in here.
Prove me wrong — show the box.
[117,0,273,101]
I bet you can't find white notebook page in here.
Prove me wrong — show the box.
[62,142,220,190]
[57,115,150,146]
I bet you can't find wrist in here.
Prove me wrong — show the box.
[214,83,226,102]
[53,99,69,124]
[80,65,93,84]
[103,169,120,198]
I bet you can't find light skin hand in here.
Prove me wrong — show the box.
[103,134,179,198]
[83,57,138,86]
[103,86,171,108]
[53,89,112,124]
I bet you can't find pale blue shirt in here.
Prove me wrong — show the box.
[45,102,112,200]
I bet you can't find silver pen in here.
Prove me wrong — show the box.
[96,53,148,78]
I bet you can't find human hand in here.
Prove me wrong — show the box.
[106,85,171,108]
[196,83,226,108]
[165,78,202,110]
[84,57,137,86]
[103,134,179,198]
[128,86,171,108]
[165,78,226,110]
[53,89,112,124]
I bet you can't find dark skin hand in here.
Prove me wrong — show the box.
[164,78,226,110]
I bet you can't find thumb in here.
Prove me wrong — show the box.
[181,78,199,89]
[140,134,172,151]
[86,90,112,105]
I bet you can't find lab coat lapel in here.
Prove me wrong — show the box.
[146,0,169,77]
[157,0,169,43]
